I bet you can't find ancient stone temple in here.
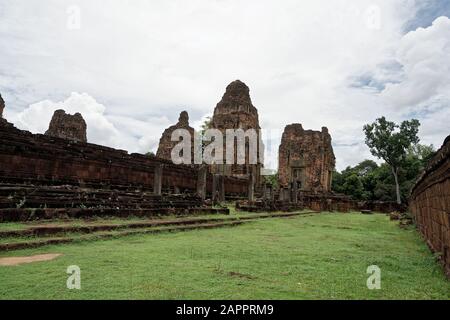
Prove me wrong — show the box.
[278,124,335,192]
[45,109,87,143]
[156,111,195,163]
[209,80,264,184]
[0,93,4,119]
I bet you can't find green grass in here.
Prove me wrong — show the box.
[0,213,448,300]
[0,213,235,231]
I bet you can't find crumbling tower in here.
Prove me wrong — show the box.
[45,109,87,143]
[278,124,335,192]
[156,111,196,163]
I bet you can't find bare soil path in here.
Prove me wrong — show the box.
[0,253,62,266]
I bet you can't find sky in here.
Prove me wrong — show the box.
[0,0,449,171]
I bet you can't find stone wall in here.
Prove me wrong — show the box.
[45,109,87,143]
[410,135,450,278]
[278,124,335,192]
[299,192,403,213]
[237,190,402,213]
[0,120,248,197]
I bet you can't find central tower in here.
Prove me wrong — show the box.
[210,80,264,185]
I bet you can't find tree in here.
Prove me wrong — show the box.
[199,116,212,156]
[342,174,365,200]
[200,116,212,135]
[363,117,420,204]
[332,144,434,203]
[332,161,378,200]
[264,173,279,189]
[353,160,378,176]
[332,169,345,194]
[408,144,435,165]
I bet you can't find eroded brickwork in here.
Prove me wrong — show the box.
[210,80,263,184]
[0,120,248,198]
[278,124,335,192]
[156,111,195,162]
[410,135,450,278]
[45,109,87,143]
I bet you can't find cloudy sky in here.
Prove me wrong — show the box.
[0,0,449,171]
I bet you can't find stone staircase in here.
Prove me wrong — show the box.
[0,184,227,222]
[0,211,317,251]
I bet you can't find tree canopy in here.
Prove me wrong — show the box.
[363,117,421,204]
[332,144,435,202]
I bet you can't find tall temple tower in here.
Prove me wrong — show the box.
[209,80,264,185]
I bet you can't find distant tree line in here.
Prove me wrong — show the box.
[332,146,434,202]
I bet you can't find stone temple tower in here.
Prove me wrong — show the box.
[157,111,195,162]
[278,124,335,192]
[45,109,88,143]
[209,80,264,185]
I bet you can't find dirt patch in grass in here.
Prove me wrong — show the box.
[228,271,255,280]
[0,253,62,266]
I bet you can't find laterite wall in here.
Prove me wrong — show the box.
[410,135,450,278]
[0,121,248,196]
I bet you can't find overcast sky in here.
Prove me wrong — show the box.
[1,0,449,171]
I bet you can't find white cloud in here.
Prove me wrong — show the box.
[381,16,450,108]
[0,0,449,171]
[9,92,170,154]
[377,16,450,150]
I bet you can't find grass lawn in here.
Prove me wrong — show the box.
[0,212,448,300]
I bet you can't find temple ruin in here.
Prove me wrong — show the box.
[278,124,335,192]
[156,111,195,163]
[0,116,244,222]
[0,84,405,226]
[45,109,87,143]
[209,80,264,185]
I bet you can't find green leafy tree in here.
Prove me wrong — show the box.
[353,160,378,176]
[332,143,434,202]
[200,116,212,135]
[363,117,420,204]
[342,174,365,200]
[333,161,379,200]
[332,169,344,194]
[264,173,279,189]
[408,144,435,165]
[199,116,212,157]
